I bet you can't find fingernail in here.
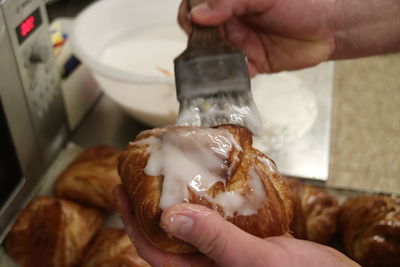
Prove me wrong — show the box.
[191,2,211,15]
[163,215,194,235]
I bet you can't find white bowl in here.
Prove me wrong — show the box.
[71,0,186,126]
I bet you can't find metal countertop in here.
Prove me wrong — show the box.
[71,95,149,149]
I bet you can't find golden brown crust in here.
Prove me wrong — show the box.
[339,195,400,267]
[286,179,339,244]
[5,197,103,267]
[82,228,149,267]
[54,145,121,212]
[119,125,293,253]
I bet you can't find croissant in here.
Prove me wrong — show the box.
[118,125,293,253]
[82,228,149,267]
[339,195,400,267]
[54,145,121,212]
[286,179,339,244]
[5,196,103,267]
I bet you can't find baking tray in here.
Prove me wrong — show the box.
[260,62,335,181]
[0,142,396,266]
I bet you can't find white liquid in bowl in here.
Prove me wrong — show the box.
[97,26,187,125]
[101,26,186,79]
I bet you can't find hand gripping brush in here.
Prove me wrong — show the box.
[174,0,262,134]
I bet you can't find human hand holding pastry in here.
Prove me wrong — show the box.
[117,125,293,253]
[114,185,358,267]
[111,0,400,263]
[114,125,358,266]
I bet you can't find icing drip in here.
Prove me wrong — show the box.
[135,127,268,217]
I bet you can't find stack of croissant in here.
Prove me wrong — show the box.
[287,180,400,266]
[339,195,400,267]
[5,146,149,267]
[285,178,340,244]
[4,125,400,267]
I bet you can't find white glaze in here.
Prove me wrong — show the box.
[206,166,267,217]
[248,166,267,199]
[134,127,268,217]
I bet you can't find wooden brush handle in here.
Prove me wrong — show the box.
[187,0,233,53]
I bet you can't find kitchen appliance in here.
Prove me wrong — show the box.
[0,0,68,243]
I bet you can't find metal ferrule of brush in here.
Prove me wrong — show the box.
[174,50,262,134]
[174,51,251,100]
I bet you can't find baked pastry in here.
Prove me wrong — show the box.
[82,228,149,267]
[119,125,293,253]
[286,179,339,244]
[54,145,121,212]
[339,195,400,267]
[5,196,103,267]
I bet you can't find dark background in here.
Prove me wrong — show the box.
[46,0,97,21]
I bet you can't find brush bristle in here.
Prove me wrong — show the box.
[176,91,262,135]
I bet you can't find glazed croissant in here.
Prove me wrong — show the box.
[286,179,339,244]
[54,145,121,212]
[118,125,293,253]
[82,228,149,267]
[339,195,400,267]
[5,197,103,267]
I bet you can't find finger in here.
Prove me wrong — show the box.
[224,17,272,73]
[247,62,258,77]
[177,0,192,34]
[113,185,137,242]
[113,185,176,267]
[267,236,360,267]
[190,0,276,26]
[160,203,290,267]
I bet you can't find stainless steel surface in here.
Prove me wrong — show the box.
[71,95,149,149]
[74,65,334,181]
[0,0,68,243]
[267,63,334,180]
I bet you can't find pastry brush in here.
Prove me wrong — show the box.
[174,0,262,134]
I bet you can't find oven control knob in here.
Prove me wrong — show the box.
[30,44,50,63]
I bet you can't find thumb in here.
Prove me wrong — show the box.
[190,0,274,25]
[160,203,285,266]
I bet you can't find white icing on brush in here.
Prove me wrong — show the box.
[134,127,267,217]
[176,92,262,135]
